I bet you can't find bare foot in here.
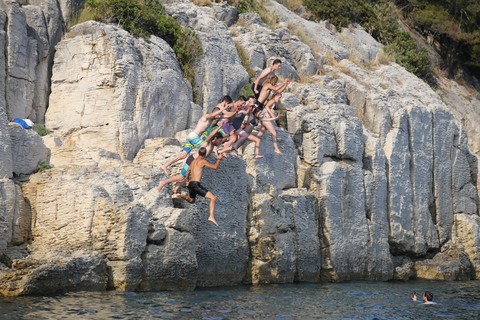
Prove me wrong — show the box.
[255,155,264,159]
[157,181,166,193]
[222,152,228,158]
[172,193,181,199]
[160,164,169,176]
[208,217,219,227]
[274,150,283,155]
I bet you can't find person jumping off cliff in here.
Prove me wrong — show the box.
[157,126,225,194]
[160,96,234,175]
[172,147,223,226]
[252,59,282,100]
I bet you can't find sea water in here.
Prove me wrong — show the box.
[1,281,480,319]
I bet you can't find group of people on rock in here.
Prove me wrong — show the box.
[157,59,293,227]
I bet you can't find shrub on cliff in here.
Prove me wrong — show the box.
[33,123,51,137]
[36,160,54,172]
[85,0,202,100]
[303,0,433,83]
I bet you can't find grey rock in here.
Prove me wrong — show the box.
[211,3,238,27]
[9,122,50,175]
[392,256,415,281]
[414,243,473,281]
[0,247,107,296]
[337,25,381,65]
[165,2,249,111]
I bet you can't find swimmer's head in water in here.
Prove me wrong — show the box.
[424,291,433,302]
[266,75,278,85]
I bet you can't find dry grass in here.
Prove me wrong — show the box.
[69,7,96,29]
[282,0,303,12]
[374,49,396,66]
[192,0,212,6]
[235,41,256,80]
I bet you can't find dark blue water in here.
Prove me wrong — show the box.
[1,281,480,319]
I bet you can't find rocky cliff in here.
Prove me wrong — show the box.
[1,0,480,296]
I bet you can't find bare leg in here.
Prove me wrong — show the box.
[232,130,249,151]
[246,135,263,158]
[158,174,185,193]
[160,150,188,175]
[204,192,219,226]
[255,125,267,138]
[174,180,187,193]
[262,121,282,155]
[172,193,195,203]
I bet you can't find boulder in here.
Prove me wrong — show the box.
[9,122,50,175]
[0,246,106,296]
[414,243,473,281]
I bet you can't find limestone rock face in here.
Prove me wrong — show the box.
[414,243,473,281]
[0,247,107,296]
[9,123,50,174]
[46,21,192,160]
[164,1,249,111]
[453,214,480,278]
[337,25,381,65]
[0,179,29,253]
[0,0,63,122]
[263,0,349,60]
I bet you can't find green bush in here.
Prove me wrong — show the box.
[36,160,54,172]
[85,0,202,101]
[303,0,433,83]
[33,123,51,136]
[241,82,254,98]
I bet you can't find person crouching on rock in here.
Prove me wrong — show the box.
[172,147,223,227]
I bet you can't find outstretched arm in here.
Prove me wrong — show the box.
[203,154,223,170]
[275,104,293,112]
[266,79,290,94]
[206,104,228,119]
[261,114,282,122]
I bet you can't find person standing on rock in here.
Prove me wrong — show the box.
[253,75,290,111]
[158,126,225,194]
[253,92,291,155]
[172,147,223,227]
[160,96,234,175]
[252,59,282,99]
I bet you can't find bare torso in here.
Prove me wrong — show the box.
[193,116,214,136]
[189,158,206,182]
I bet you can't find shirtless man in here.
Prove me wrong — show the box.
[172,147,223,227]
[157,126,224,194]
[252,59,282,99]
[254,75,290,110]
[160,96,234,175]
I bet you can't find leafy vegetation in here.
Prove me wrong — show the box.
[36,160,54,172]
[33,123,51,136]
[302,0,480,81]
[402,0,480,78]
[303,0,433,82]
[84,0,202,101]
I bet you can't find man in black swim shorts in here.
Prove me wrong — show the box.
[172,147,223,226]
